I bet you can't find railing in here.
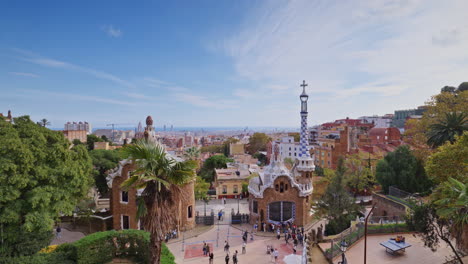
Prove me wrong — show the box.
[323,220,409,260]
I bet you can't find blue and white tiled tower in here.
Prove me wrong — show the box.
[296,80,315,172]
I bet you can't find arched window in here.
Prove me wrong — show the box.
[280,182,284,193]
[188,206,193,218]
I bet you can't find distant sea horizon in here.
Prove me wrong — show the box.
[51,126,300,133]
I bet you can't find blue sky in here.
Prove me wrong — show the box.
[1,0,467,128]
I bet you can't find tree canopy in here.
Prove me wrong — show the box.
[0,116,93,257]
[246,133,270,154]
[375,145,432,194]
[199,154,233,182]
[86,134,104,150]
[425,132,468,185]
[194,176,210,200]
[343,154,375,195]
[427,112,467,148]
[89,149,121,196]
[315,158,362,235]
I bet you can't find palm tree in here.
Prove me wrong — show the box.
[184,146,201,170]
[121,140,196,264]
[433,177,468,253]
[37,118,51,127]
[184,146,200,160]
[427,112,467,148]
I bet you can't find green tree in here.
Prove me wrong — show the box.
[407,203,463,263]
[184,146,200,160]
[457,82,468,92]
[72,138,83,145]
[200,144,224,154]
[432,178,468,252]
[375,146,432,194]
[86,134,104,150]
[121,140,196,264]
[0,116,93,257]
[426,132,468,185]
[199,154,233,182]
[315,158,362,235]
[343,154,375,195]
[194,176,210,200]
[253,152,267,166]
[314,166,324,176]
[440,86,456,93]
[89,149,121,196]
[36,118,51,127]
[247,133,270,154]
[427,112,467,148]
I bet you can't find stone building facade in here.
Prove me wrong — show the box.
[248,81,314,227]
[107,158,196,231]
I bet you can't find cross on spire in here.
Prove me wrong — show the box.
[300,80,308,93]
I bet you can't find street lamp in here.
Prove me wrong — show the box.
[340,240,348,264]
[364,204,376,264]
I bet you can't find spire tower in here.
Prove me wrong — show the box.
[296,80,315,171]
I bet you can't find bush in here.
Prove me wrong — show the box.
[0,230,175,264]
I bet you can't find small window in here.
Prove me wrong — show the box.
[275,184,279,191]
[121,191,129,203]
[188,206,193,218]
[294,153,297,156]
[289,147,291,151]
[233,185,238,193]
[222,185,227,194]
[122,215,130,230]
[280,182,284,193]
[253,201,258,213]
[289,153,291,156]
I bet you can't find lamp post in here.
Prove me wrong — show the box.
[340,240,348,264]
[364,204,376,264]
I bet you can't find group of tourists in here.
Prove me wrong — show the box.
[202,242,214,263]
[164,229,178,243]
[266,246,280,263]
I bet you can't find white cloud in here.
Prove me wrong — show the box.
[9,72,39,77]
[21,89,136,106]
[101,25,122,38]
[17,49,135,88]
[220,0,468,122]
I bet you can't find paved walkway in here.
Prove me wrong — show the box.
[167,224,312,264]
[331,233,453,264]
[50,226,85,245]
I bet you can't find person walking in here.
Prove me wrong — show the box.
[225,253,230,264]
[206,244,210,256]
[209,252,214,264]
[56,225,61,239]
[293,244,297,254]
[273,248,279,263]
[276,229,280,240]
[233,250,238,264]
[242,241,246,254]
[203,242,207,256]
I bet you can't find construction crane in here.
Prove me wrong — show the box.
[106,123,133,142]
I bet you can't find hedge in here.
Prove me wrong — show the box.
[0,230,175,264]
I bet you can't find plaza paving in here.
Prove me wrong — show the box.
[329,233,454,264]
[167,224,306,264]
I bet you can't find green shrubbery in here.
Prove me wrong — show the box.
[0,230,175,264]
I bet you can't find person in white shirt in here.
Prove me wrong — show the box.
[273,249,279,263]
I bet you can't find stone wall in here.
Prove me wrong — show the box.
[110,163,139,230]
[371,193,407,218]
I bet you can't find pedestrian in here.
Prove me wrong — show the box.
[273,248,279,263]
[225,253,230,264]
[242,241,246,254]
[285,233,289,244]
[206,244,210,256]
[233,250,238,264]
[209,252,214,264]
[277,229,280,240]
[293,244,297,254]
[203,242,207,256]
[56,225,61,239]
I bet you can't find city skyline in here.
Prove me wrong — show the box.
[1,0,467,127]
